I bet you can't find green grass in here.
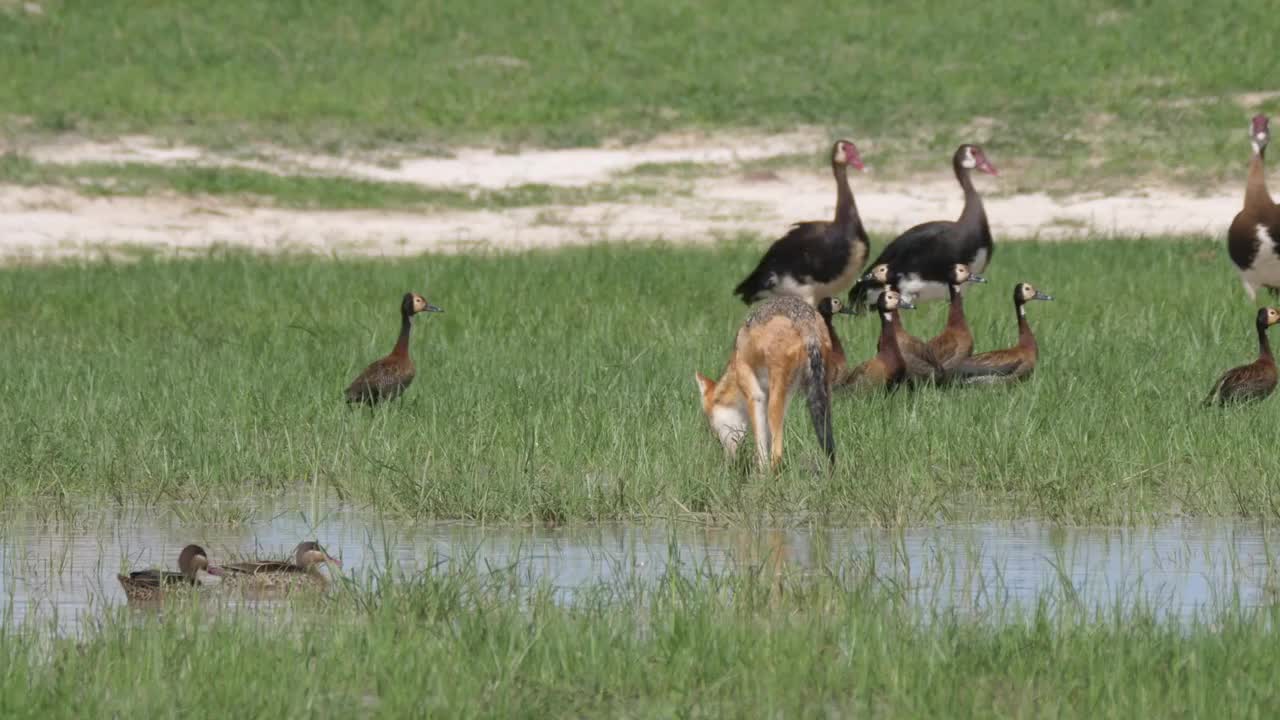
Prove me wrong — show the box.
[4,558,1280,718]
[0,152,668,210]
[1,238,1277,523]
[0,1,1277,183]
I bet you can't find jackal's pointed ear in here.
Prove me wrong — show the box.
[694,371,716,397]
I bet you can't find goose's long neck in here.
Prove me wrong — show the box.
[833,161,857,230]
[1258,321,1273,362]
[946,284,968,332]
[1246,148,1273,211]
[955,157,986,228]
[392,312,413,357]
[1016,302,1036,351]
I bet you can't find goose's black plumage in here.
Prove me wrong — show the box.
[733,140,868,307]
[849,144,996,308]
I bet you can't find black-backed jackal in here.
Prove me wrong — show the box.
[694,296,847,470]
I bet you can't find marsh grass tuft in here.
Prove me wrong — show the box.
[3,555,1280,717]
[0,238,1276,522]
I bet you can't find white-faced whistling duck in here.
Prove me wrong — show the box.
[923,264,987,373]
[116,544,224,602]
[1228,115,1280,300]
[946,282,1053,384]
[695,296,840,471]
[849,263,936,381]
[221,541,343,591]
[345,292,443,406]
[1204,307,1280,406]
[733,140,869,307]
[817,296,854,381]
[848,144,996,307]
[839,288,916,391]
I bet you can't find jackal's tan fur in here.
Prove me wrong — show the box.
[695,296,839,470]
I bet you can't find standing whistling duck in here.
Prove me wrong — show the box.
[851,263,937,381]
[1204,307,1280,405]
[221,541,343,591]
[924,264,987,372]
[817,296,854,381]
[849,144,997,307]
[839,289,916,391]
[733,140,869,307]
[947,282,1053,384]
[345,292,443,405]
[117,544,224,602]
[1228,115,1280,300]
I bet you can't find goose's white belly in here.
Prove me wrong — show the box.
[1240,224,1280,299]
[896,274,949,303]
[970,248,990,273]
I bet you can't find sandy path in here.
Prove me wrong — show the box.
[0,132,1240,262]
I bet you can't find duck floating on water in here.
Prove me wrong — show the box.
[220,541,343,591]
[117,544,224,602]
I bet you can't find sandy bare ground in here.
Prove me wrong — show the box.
[0,132,1243,262]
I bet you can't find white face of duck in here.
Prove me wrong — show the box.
[818,297,845,317]
[879,289,915,319]
[1016,283,1054,315]
[865,264,891,285]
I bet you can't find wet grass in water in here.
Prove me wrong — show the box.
[2,558,1280,718]
[0,238,1277,522]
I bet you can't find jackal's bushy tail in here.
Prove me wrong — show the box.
[804,340,835,463]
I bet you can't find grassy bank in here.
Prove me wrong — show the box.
[0,152,669,211]
[0,238,1275,522]
[3,560,1279,718]
[1,1,1277,182]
